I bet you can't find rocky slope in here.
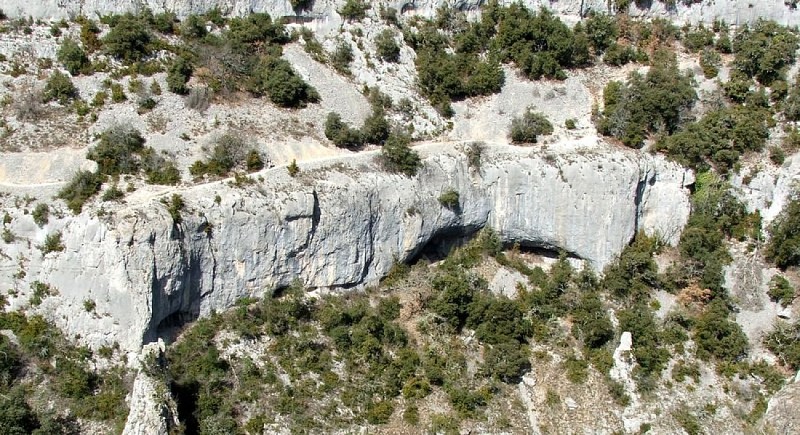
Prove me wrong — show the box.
[5,0,800,27]
[0,141,691,353]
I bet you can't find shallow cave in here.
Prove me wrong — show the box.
[153,309,200,345]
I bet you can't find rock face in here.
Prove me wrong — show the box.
[763,371,800,434]
[5,0,800,27]
[122,342,179,435]
[0,142,692,352]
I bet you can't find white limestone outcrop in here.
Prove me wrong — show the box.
[0,142,692,352]
[4,0,800,27]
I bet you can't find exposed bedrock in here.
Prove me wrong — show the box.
[5,0,800,27]
[2,143,692,352]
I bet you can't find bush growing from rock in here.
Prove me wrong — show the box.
[32,203,49,227]
[58,170,103,213]
[87,126,146,176]
[509,109,553,144]
[380,134,421,176]
[191,133,263,177]
[375,29,400,62]
[325,113,363,148]
[43,71,78,104]
[251,58,319,108]
[39,232,65,254]
[584,13,618,54]
[732,20,798,85]
[167,56,193,95]
[102,14,155,63]
[57,39,91,76]
[438,189,460,210]
[331,41,354,74]
[766,195,800,269]
[339,0,369,20]
[768,276,795,307]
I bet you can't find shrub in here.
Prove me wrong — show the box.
[58,170,103,213]
[565,119,577,130]
[339,0,369,20]
[110,83,126,103]
[509,109,553,144]
[251,58,319,108]
[191,133,258,177]
[331,41,354,74]
[483,342,531,383]
[43,71,78,104]
[32,203,49,227]
[57,39,91,76]
[766,195,800,268]
[361,108,391,145]
[141,149,181,185]
[165,194,184,223]
[167,56,193,95]
[87,126,146,176]
[438,189,460,210]
[693,298,748,362]
[585,12,618,54]
[699,47,721,78]
[102,185,124,201]
[769,146,786,165]
[732,20,798,85]
[325,113,363,148]
[764,320,800,370]
[768,276,795,307]
[380,134,421,176]
[603,42,636,66]
[375,29,400,62]
[39,232,65,254]
[287,159,300,177]
[563,355,589,383]
[598,51,696,148]
[103,14,154,63]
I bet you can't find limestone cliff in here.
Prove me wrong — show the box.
[0,142,692,352]
[5,0,800,27]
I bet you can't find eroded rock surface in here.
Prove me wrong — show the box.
[0,142,691,352]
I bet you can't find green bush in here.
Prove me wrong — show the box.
[603,42,636,66]
[43,71,78,104]
[764,320,800,370]
[585,12,618,54]
[58,170,103,213]
[251,58,319,108]
[380,134,422,176]
[339,0,369,21]
[39,232,65,254]
[767,276,795,307]
[167,56,193,95]
[102,14,155,63]
[331,41,354,74]
[87,126,146,176]
[598,51,696,148]
[693,298,748,362]
[657,106,769,172]
[325,113,363,148]
[699,47,721,78]
[57,39,91,76]
[483,342,531,383]
[375,29,400,62]
[191,133,259,177]
[766,195,800,268]
[682,24,715,53]
[732,20,798,85]
[509,109,553,144]
[31,203,49,227]
[438,189,460,210]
